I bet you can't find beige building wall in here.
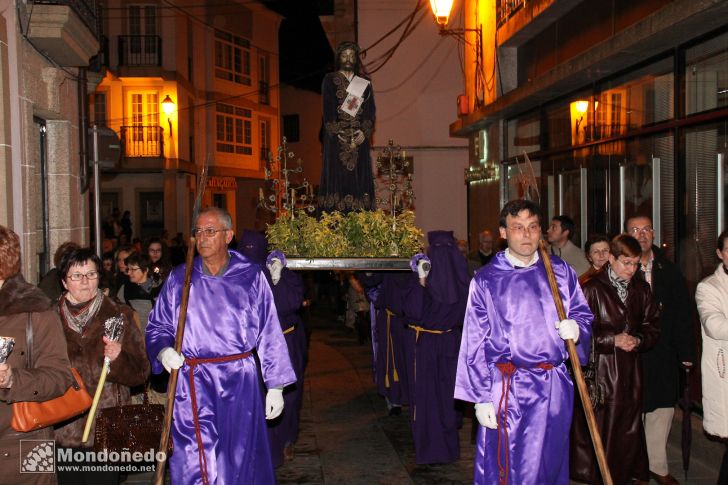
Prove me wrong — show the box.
[358,0,469,245]
[1,0,95,282]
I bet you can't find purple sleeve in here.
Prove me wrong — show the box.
[254,271,297,389]
[145,269,180,375]
[271,269,304,317]
[454,277,493,404]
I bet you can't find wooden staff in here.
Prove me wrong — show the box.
[153,164,208,485]
[538,239,613,485]
[81,357,110,442]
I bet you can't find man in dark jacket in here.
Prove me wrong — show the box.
[626,215,695,485]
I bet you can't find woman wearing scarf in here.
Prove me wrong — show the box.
[402,230,470,464]
[53,248,149,485]
[571,234,660,484]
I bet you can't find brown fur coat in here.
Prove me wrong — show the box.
[0,273,73,484]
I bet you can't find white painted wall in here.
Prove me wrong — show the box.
[358,0,469,243]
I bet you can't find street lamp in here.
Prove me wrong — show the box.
[161,94,175,137]
[429,0,483,105]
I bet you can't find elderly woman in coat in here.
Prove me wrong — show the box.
[695,229,728,484]
[571,234,661,485]
[0,226,74,485]
[53,247,149,485]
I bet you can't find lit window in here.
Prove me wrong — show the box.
[216,103,252,155]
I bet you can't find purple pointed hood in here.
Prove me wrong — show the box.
[426,230,471,304]
[237,230,268,265]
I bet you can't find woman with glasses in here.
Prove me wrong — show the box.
[117,253,162,332]
[53,247,149,485]
[579,234,611,285]
[570,234,661,485]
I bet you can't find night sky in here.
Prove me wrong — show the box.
[262,0,334,93]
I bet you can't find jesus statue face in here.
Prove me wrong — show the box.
[339,48,356,72]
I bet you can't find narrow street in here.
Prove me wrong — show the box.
[275,307,722,485]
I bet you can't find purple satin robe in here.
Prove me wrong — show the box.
[267,267,307,468]
[402,274,466,465]
[455,252,593,485]
[146,251,296,485]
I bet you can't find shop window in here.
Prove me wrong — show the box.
[685,31,728,115]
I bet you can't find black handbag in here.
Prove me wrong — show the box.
[93,385,165,455]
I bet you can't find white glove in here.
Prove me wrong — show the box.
[555,319,579,342]
[474,402,498,429]
[417,259,431,279]
[158,347,184,373]
[267,258,283,285]
[265,388,284,420]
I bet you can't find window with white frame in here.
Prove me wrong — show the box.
[215,30,251,86]
[216,103,252,155]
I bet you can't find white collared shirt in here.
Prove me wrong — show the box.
[505,248,540,268]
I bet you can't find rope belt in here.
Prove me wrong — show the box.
[385,309,399,388]
[185,351,253,485]
[407,324,453,420]
[494,361,554,485]
[282,324,296,335]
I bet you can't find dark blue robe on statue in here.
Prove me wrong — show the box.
[317,71,376,213]
[402,231,470,464]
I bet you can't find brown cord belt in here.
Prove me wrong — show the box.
[185,351,253,485]
[494,361,554,485]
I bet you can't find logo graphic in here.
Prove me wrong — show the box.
[20,440,55,473]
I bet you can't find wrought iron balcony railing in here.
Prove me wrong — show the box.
[118,35,162,66]
[121,125,163,158]
[497,0,526,27]
[34,0,101,39]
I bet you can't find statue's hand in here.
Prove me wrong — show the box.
[353,129,365,146]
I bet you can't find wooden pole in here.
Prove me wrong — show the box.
[153,162,207,485]
[538,240,613,485]
[81,358,110,442]
[152,235,196,485]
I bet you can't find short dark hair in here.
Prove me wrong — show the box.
[552,215,576,239]
[499,200,542,228]
[584,233,610,254]
[624,213,652,232]
[717,230,728,252]
[54,241,81,268]
[610,234,642,259]
[58,247,102,283]
[124,252,152,274]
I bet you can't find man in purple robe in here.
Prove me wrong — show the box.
[402,230,471,464]
[455,199,593,484]
[238,229,308,468]
[146,208,295,485]
[358,271,415,414]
